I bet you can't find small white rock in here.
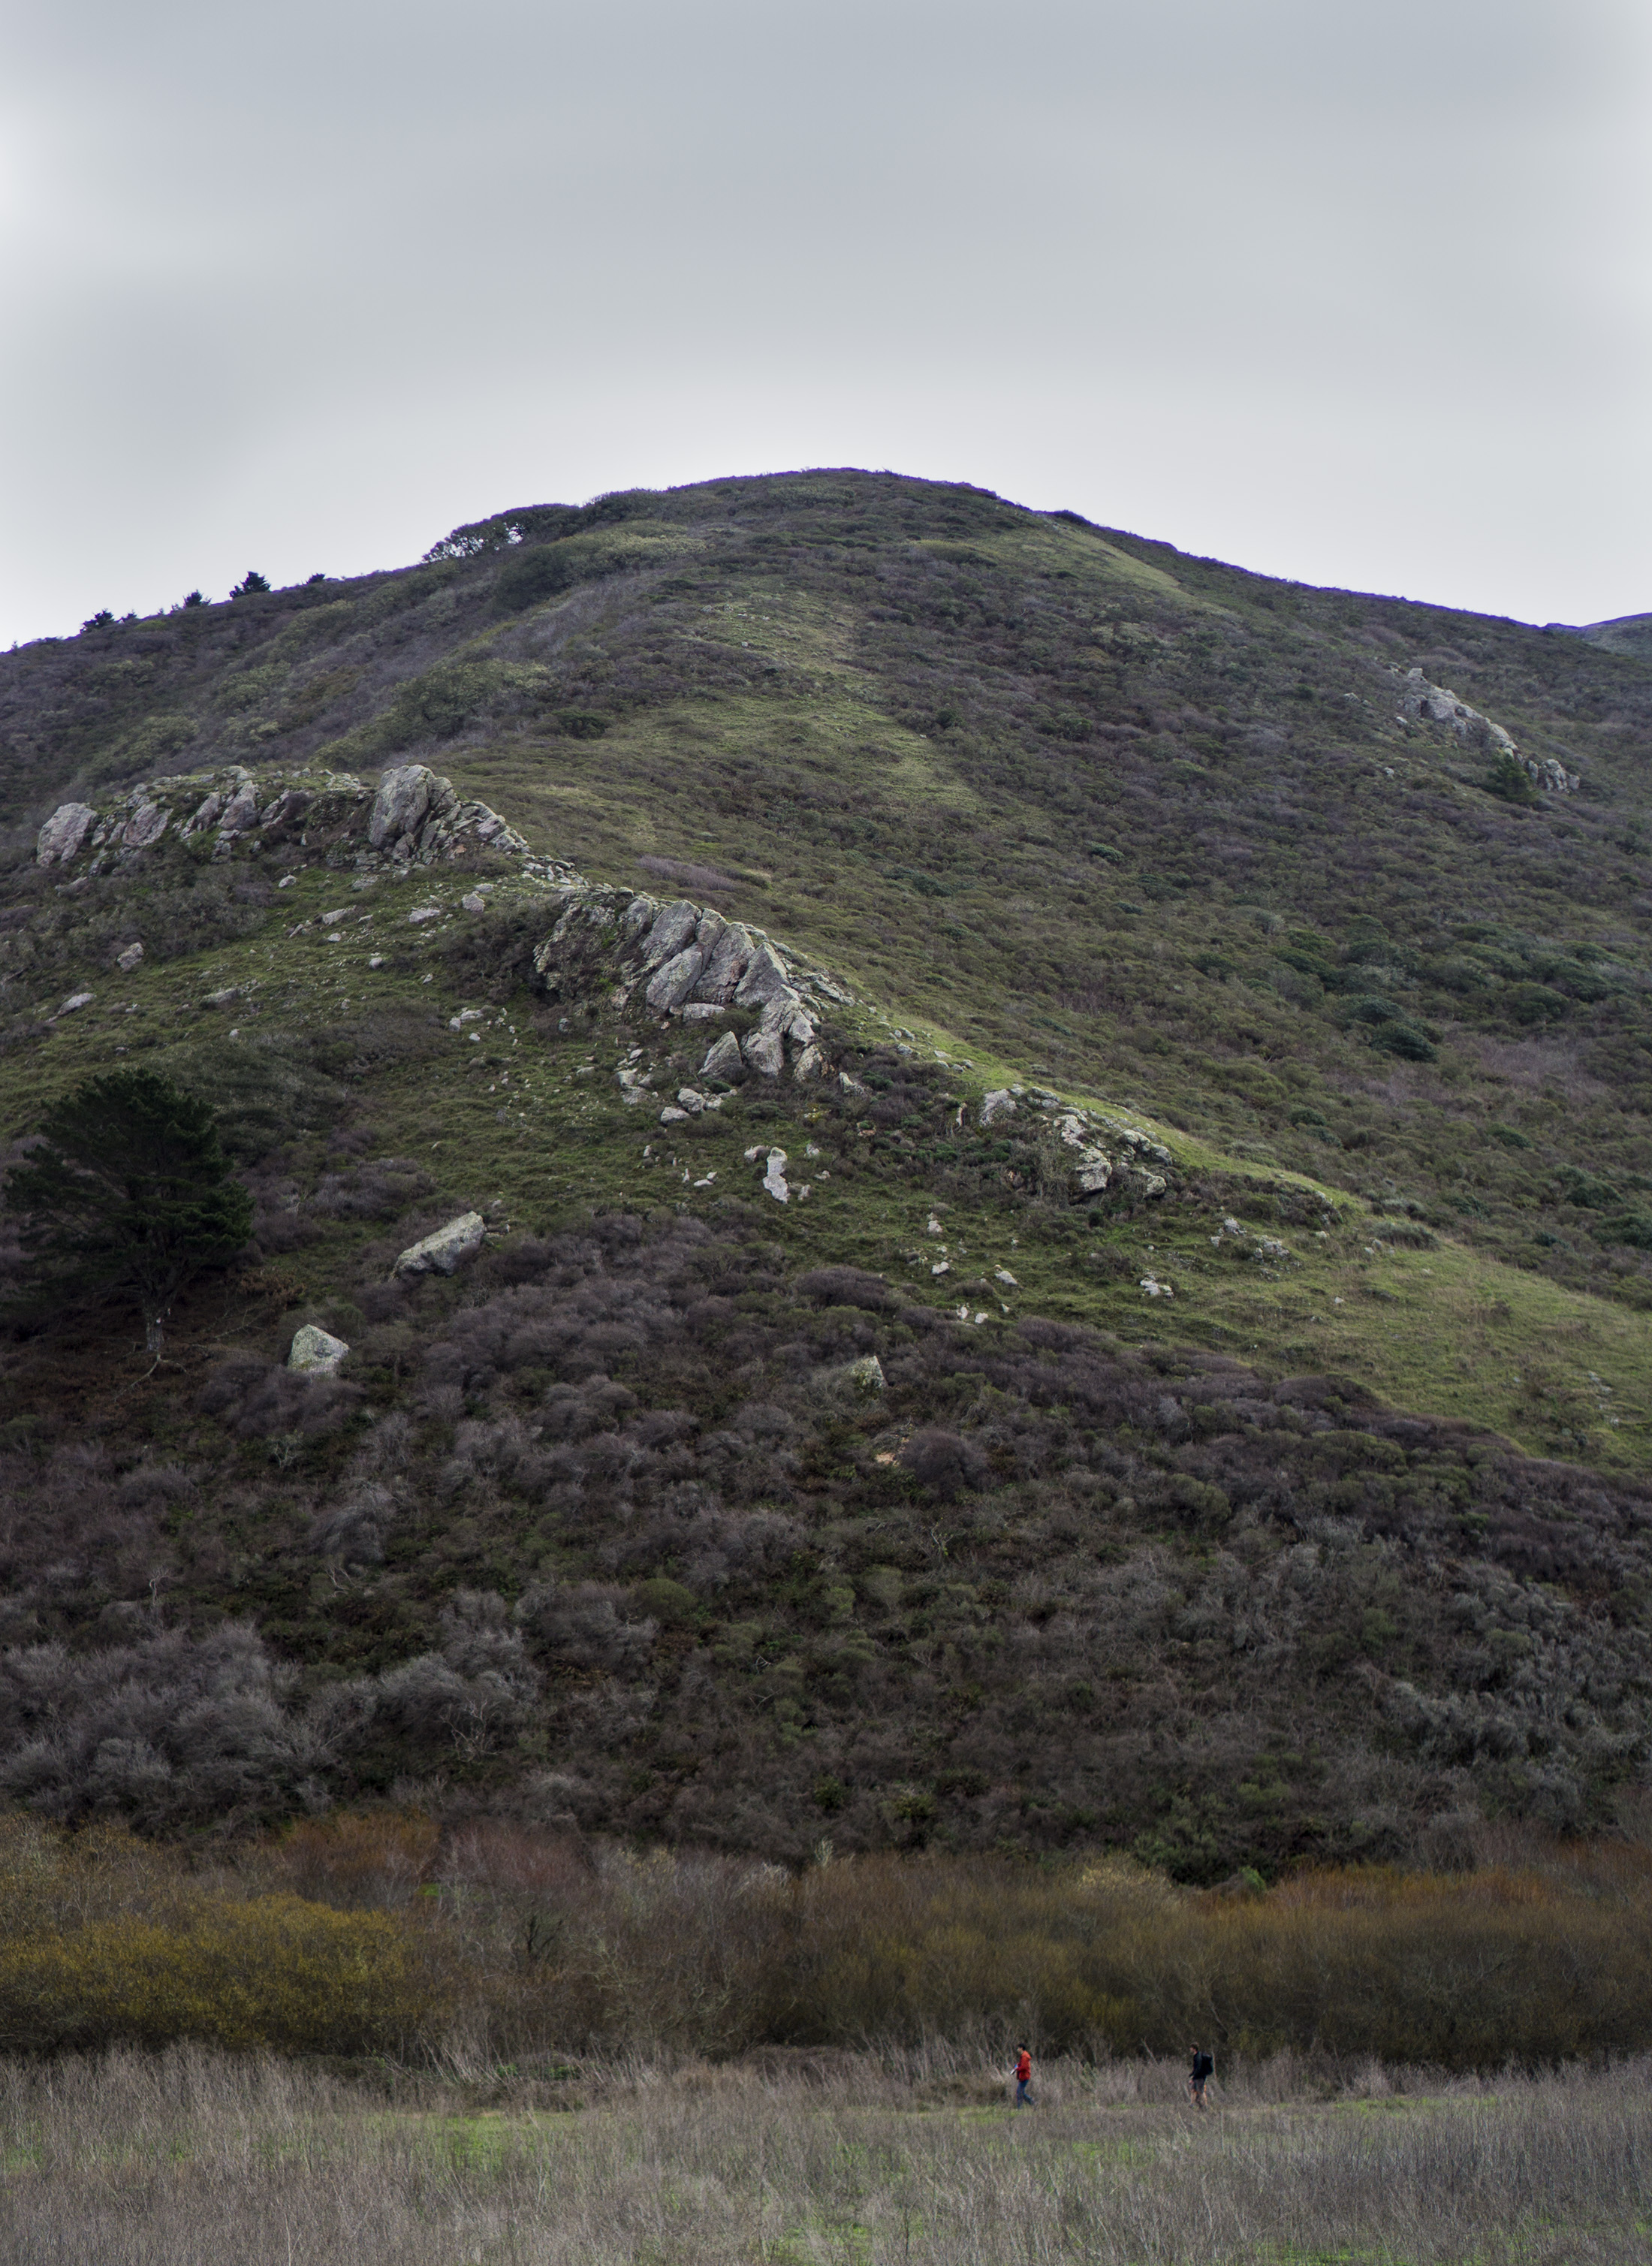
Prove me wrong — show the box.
[408,904,441,925]
[115,943,143,972]
[462,891,486,913]
[59,992,95,1015]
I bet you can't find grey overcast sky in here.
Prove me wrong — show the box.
[3,0,1647,644]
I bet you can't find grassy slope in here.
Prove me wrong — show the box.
[2,472,1651,1872]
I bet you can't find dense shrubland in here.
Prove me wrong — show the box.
[4,1809,1652,2070]
[2,1183,1648,1869]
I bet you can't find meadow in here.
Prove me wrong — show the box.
[2,2042,1649,2264]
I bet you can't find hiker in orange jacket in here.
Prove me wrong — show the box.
[1013,2044,1033,2106]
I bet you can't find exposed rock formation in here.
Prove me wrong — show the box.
[532,885,849,1082]
[392,1211,487,1278]
[32,761,572,884]
[35,803,97,865]
[1391,667,1578,793]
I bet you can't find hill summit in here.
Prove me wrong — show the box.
[0,469,1650,1875]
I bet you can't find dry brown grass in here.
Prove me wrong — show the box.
[2,2044,1650,2264]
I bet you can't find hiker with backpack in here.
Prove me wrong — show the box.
[1189,2044,1214,2108]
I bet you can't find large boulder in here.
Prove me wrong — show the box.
[218,779,261,836]
[391,1211,487,1279]
[701,1030,745,1085]
[645,946,705,1012]
[734,940,791,1009]
[369,764,454,850]
[694,922,755,1002]
[743,1027,785,1079]
[122,801,170,849]
[640,901,701,969]
[35,804,97,865]
[288,1325,350,1375]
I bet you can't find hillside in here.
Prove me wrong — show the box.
[0,469,1650,1877]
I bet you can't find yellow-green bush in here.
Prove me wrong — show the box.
[0,1817,442,2056]
[0,1896,432,2056]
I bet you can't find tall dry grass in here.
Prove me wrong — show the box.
[1,2044,1650,2264]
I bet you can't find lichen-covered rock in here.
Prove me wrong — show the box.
[695,922,755,1002]
[761,1148,790,1202]
[980,1089,1016,1126]
[288,1324,350,1375]
[734,940,791,1009]
[645,946,705,1012]
[641,901,701,969]
[115,942,144,972]
[180,791,223,838]
[219,780,261,836]
[743,1027,785,1079]
[369,763,451,849]
[121,802,170,849]
[701,1030,745,1085]
[1393,667,1577,789]
[391,1211,486,1278]
[35,804,97,865]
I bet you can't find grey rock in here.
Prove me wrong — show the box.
[695,909,727,955]
[115,942,144,972]
[645,946,706,1012]
[734,939,791,1009]
[369,764,448,849]
[180,792,223,838]
[743,1027,785,1079]
[840,1354,885,1397]
[122,802,170,849]
[58,991,95,1015]
[980,1089,1017,1125]
[288,1324,350,1376]
[681,1003,725,1022]
[659,1106,692,1124]
[701,1030,745,1085]
[461,890,486,913]
[219,781,261,835]
[694,922,755,1002]
[391,1210,486,1278]
[674,1088,710,1114]
[641,900,701,968]
[35,804,97,865]
[622,895,659,940]
[792,1045,825,1081]
[761,1148,790,1202]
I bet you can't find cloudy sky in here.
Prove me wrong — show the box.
[3,0,1647,644]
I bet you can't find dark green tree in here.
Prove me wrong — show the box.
[5,1070,252,1354]
[231,569,270,597]
[1485,748,1540,805]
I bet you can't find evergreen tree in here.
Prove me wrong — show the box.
[5,1070,252,1354]
[231,570,271,598]
[1486,748,1540,805]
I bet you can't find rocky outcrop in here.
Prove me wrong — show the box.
[1391,667,1578,793]
[35,803,98,865]
[391,1211,487,1279]
[288,1325,350,1375]
[33,760,571,885]
[532,884,850,1082]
